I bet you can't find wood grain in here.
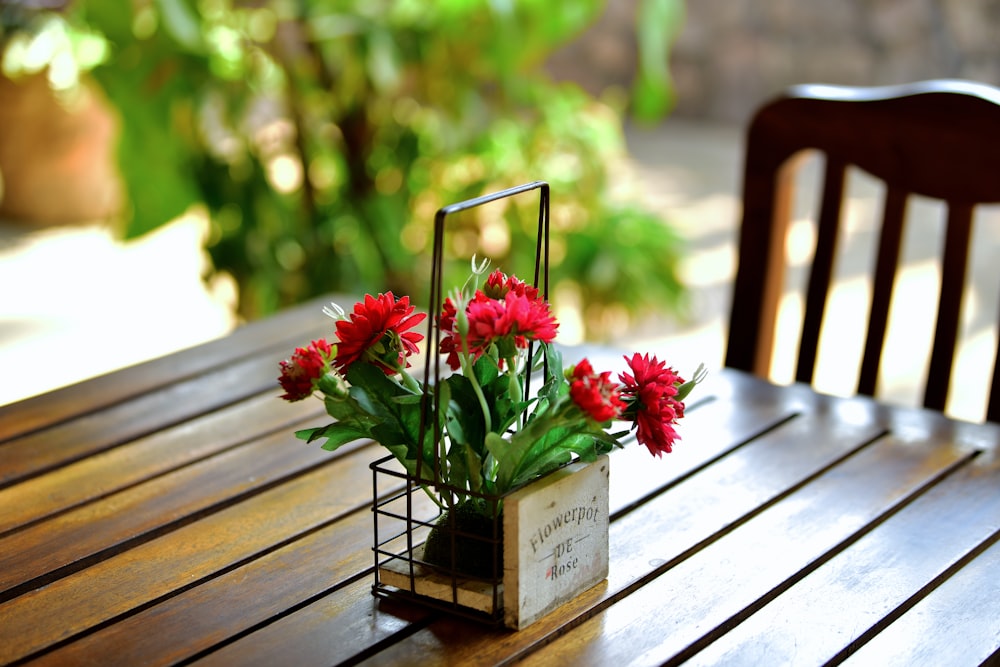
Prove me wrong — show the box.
[0,443,385,664]
[0,294,336,442]
[0,392,322,535]
[520,428,980,666]
[682,456,1000,666]
[0,420,346,599]
[4,318,999,667]
[0,346,320,487]
[28,500,387,666]
[356,395,908,666]
[839,528,1000,666]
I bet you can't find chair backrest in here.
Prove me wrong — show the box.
[725,80,1000,422]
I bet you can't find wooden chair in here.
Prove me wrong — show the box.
[725,80,1000,422]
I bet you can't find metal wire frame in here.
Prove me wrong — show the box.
[371,455,505,622]
[371,181,551,624]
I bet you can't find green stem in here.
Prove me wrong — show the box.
[506,355,521,407]
[420,483,446,510]
[460,351,492,435]
[438,424,448,486]
[398,367,421,393]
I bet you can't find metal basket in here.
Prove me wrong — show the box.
[371,181,551,624]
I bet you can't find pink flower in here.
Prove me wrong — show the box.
[439,272,558,370]
[569,358,625,422]
[618,353,686,457]
[465,291,557,359]
[333,293,426,375]
[278,339,335,401]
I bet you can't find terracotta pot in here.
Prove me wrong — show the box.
[0,72,121,225]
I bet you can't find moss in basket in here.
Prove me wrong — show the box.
[422,499,502,580]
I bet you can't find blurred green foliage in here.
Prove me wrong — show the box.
[1,0,687,337]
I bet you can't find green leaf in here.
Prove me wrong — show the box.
[295,422,369,451]
[323,392,374,423]
[508,444,575,488]
[486,408,557,492]
[443,372,486,453]
[294,427,326,442]
[535,345,567,404]
[71,0,688,331]
[484,431,510,466]
[471,353,500,387]
[344,362,431,465]
[445,414,483,496]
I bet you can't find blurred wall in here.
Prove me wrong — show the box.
[549,0,1000,124]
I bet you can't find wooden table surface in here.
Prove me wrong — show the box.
[2,296,999,666]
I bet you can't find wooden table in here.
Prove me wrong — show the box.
[2,296,999,666]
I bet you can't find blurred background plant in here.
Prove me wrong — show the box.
[0,0,687,340]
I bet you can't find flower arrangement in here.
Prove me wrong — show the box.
[278,259,705,512]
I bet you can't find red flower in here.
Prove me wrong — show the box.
[569,358,625,422]
[618,353,686,457]
[278,339,334,401]
[438,297,463,370]
[483,269,540,301]
[333,292,426,375]
[465,291,557,359]
[439,274,558,370]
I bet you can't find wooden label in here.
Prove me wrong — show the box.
[503,455,610,629]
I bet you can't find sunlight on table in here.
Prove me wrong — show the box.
[0,213,236,406]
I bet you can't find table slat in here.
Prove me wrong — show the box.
[0,393,322,535]
[681,456,1000,666]
[26,503,395,666]
[0,341,323,487]
[320,391,921,665]
[519,434,983,666]
[840,531,1000,666]
[0,421,344,600]
[0,295,336,441]
[4,337,998,667]
[0,444,384,665]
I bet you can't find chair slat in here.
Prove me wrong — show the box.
[924,203,974,411]
[796,157,847,385]
[726,80,1000,422]
[725,149,800,377]
[858,187,908,397]
[989,322,1000,422]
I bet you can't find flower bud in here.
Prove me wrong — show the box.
[317,372,349,399]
